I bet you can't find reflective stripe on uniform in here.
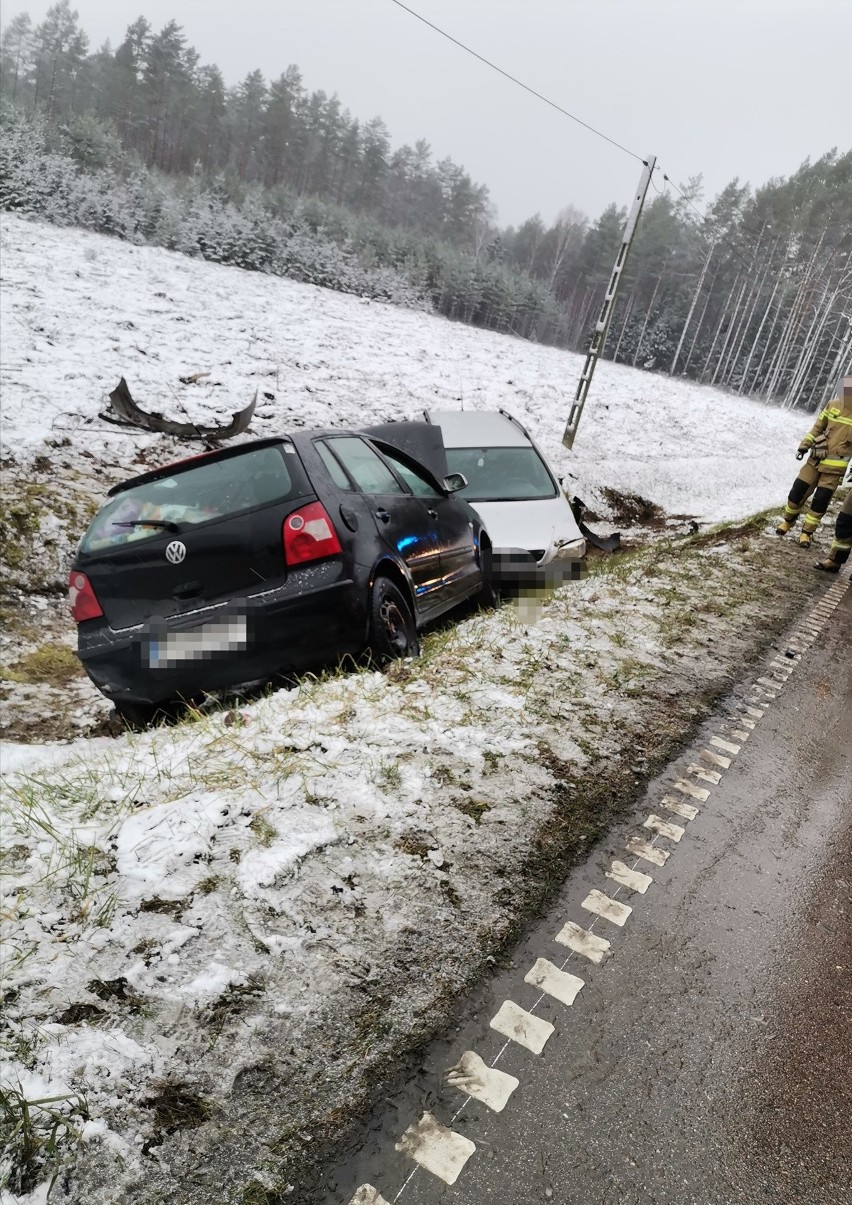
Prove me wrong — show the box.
[822,458,850,470]
[826,412,852,427]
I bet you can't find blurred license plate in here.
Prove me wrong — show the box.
[148,616,248,668]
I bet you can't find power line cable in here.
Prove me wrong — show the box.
[388,0,751,250]
[388,0,645,165]
[390,1,847,310]
[391,0,847,257]
[660,172,707,223]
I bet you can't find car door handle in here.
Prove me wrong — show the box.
[426,508,438,519]
[375,508,391,523]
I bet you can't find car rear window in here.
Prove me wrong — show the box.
[445,447,557,501]
[81,445,305,553]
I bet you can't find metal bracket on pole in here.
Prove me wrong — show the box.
[562,155,656,450]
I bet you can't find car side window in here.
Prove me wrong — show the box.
[381,451,442,498]
[327,437,405,495]
[314,440,352,490]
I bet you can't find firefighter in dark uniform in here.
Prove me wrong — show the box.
[815,489,852,574]
[776,375,852,547]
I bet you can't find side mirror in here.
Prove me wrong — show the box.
[443,472,468,493]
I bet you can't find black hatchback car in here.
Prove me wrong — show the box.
[69,425,494,725]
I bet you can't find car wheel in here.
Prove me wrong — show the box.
[368,576,420,664]
[476,541,503,609]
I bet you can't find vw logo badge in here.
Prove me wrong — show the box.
[165,540,187,564]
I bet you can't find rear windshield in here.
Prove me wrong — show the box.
[445,447,557,502]
[81,445,305,553]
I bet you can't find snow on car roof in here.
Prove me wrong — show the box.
[427,409,529,448]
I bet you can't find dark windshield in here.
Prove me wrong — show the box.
[81,445,303,553]
[445,447,556,502]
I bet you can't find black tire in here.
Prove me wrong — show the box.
[368,576,420,664]
[476,540,503,609]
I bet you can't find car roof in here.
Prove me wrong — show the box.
[107,427,452,497]
[426,409,530,448]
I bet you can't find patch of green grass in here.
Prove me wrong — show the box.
[0,1082,89,1196]
[452,796,490,824]
[250,812,277,847]
[0,606,40,644]
[87,976,145,1011]
[239,1180,285,1205]
[376,760,402,792]
[482,750,501,774]
[206,977,264,1036]
[142,1080,211,1149]
[0,490,45,572]
[395,832,431,859]
[0,643,82,686]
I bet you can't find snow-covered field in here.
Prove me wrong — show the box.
[1,214,809,521]
[0,216,830,1203]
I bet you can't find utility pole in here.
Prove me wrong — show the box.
[562,155,656,449]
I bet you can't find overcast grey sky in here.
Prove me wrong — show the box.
[8,0,852,226]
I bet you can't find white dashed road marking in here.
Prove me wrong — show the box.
[710,736,741,755]
[490,1000,554,1054]
[672,778,711,802]
[688,763,722,785]
[395,1114,476,1185]
[701,748,732,770]
[626,836,670,866]
[524,957,585,1007]
[554,921,612,963]
[661,794,700,821]
[581,888,633,926]
[445,1051,519,1113]
[349,1187,391,1205]
[644,814,685,842]
[605,860,653,894]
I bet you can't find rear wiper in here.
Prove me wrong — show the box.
[113,519,180,532]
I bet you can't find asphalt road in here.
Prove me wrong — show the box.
[326,577,851,1205]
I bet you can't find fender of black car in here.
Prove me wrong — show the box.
[366,553,423,624]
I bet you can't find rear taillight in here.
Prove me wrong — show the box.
[283,502,342,566]
[68,571,104,622]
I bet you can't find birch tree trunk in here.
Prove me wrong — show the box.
[738,241,785,393]
[763,233,826,402]
[700,269,741,382]
[682,264,721,376]
[783,274,837,406]
[670,239,715,375]
[722,241,777,386]
[710,276,748,385]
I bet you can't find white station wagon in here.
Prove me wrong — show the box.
[425,409,585,580]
